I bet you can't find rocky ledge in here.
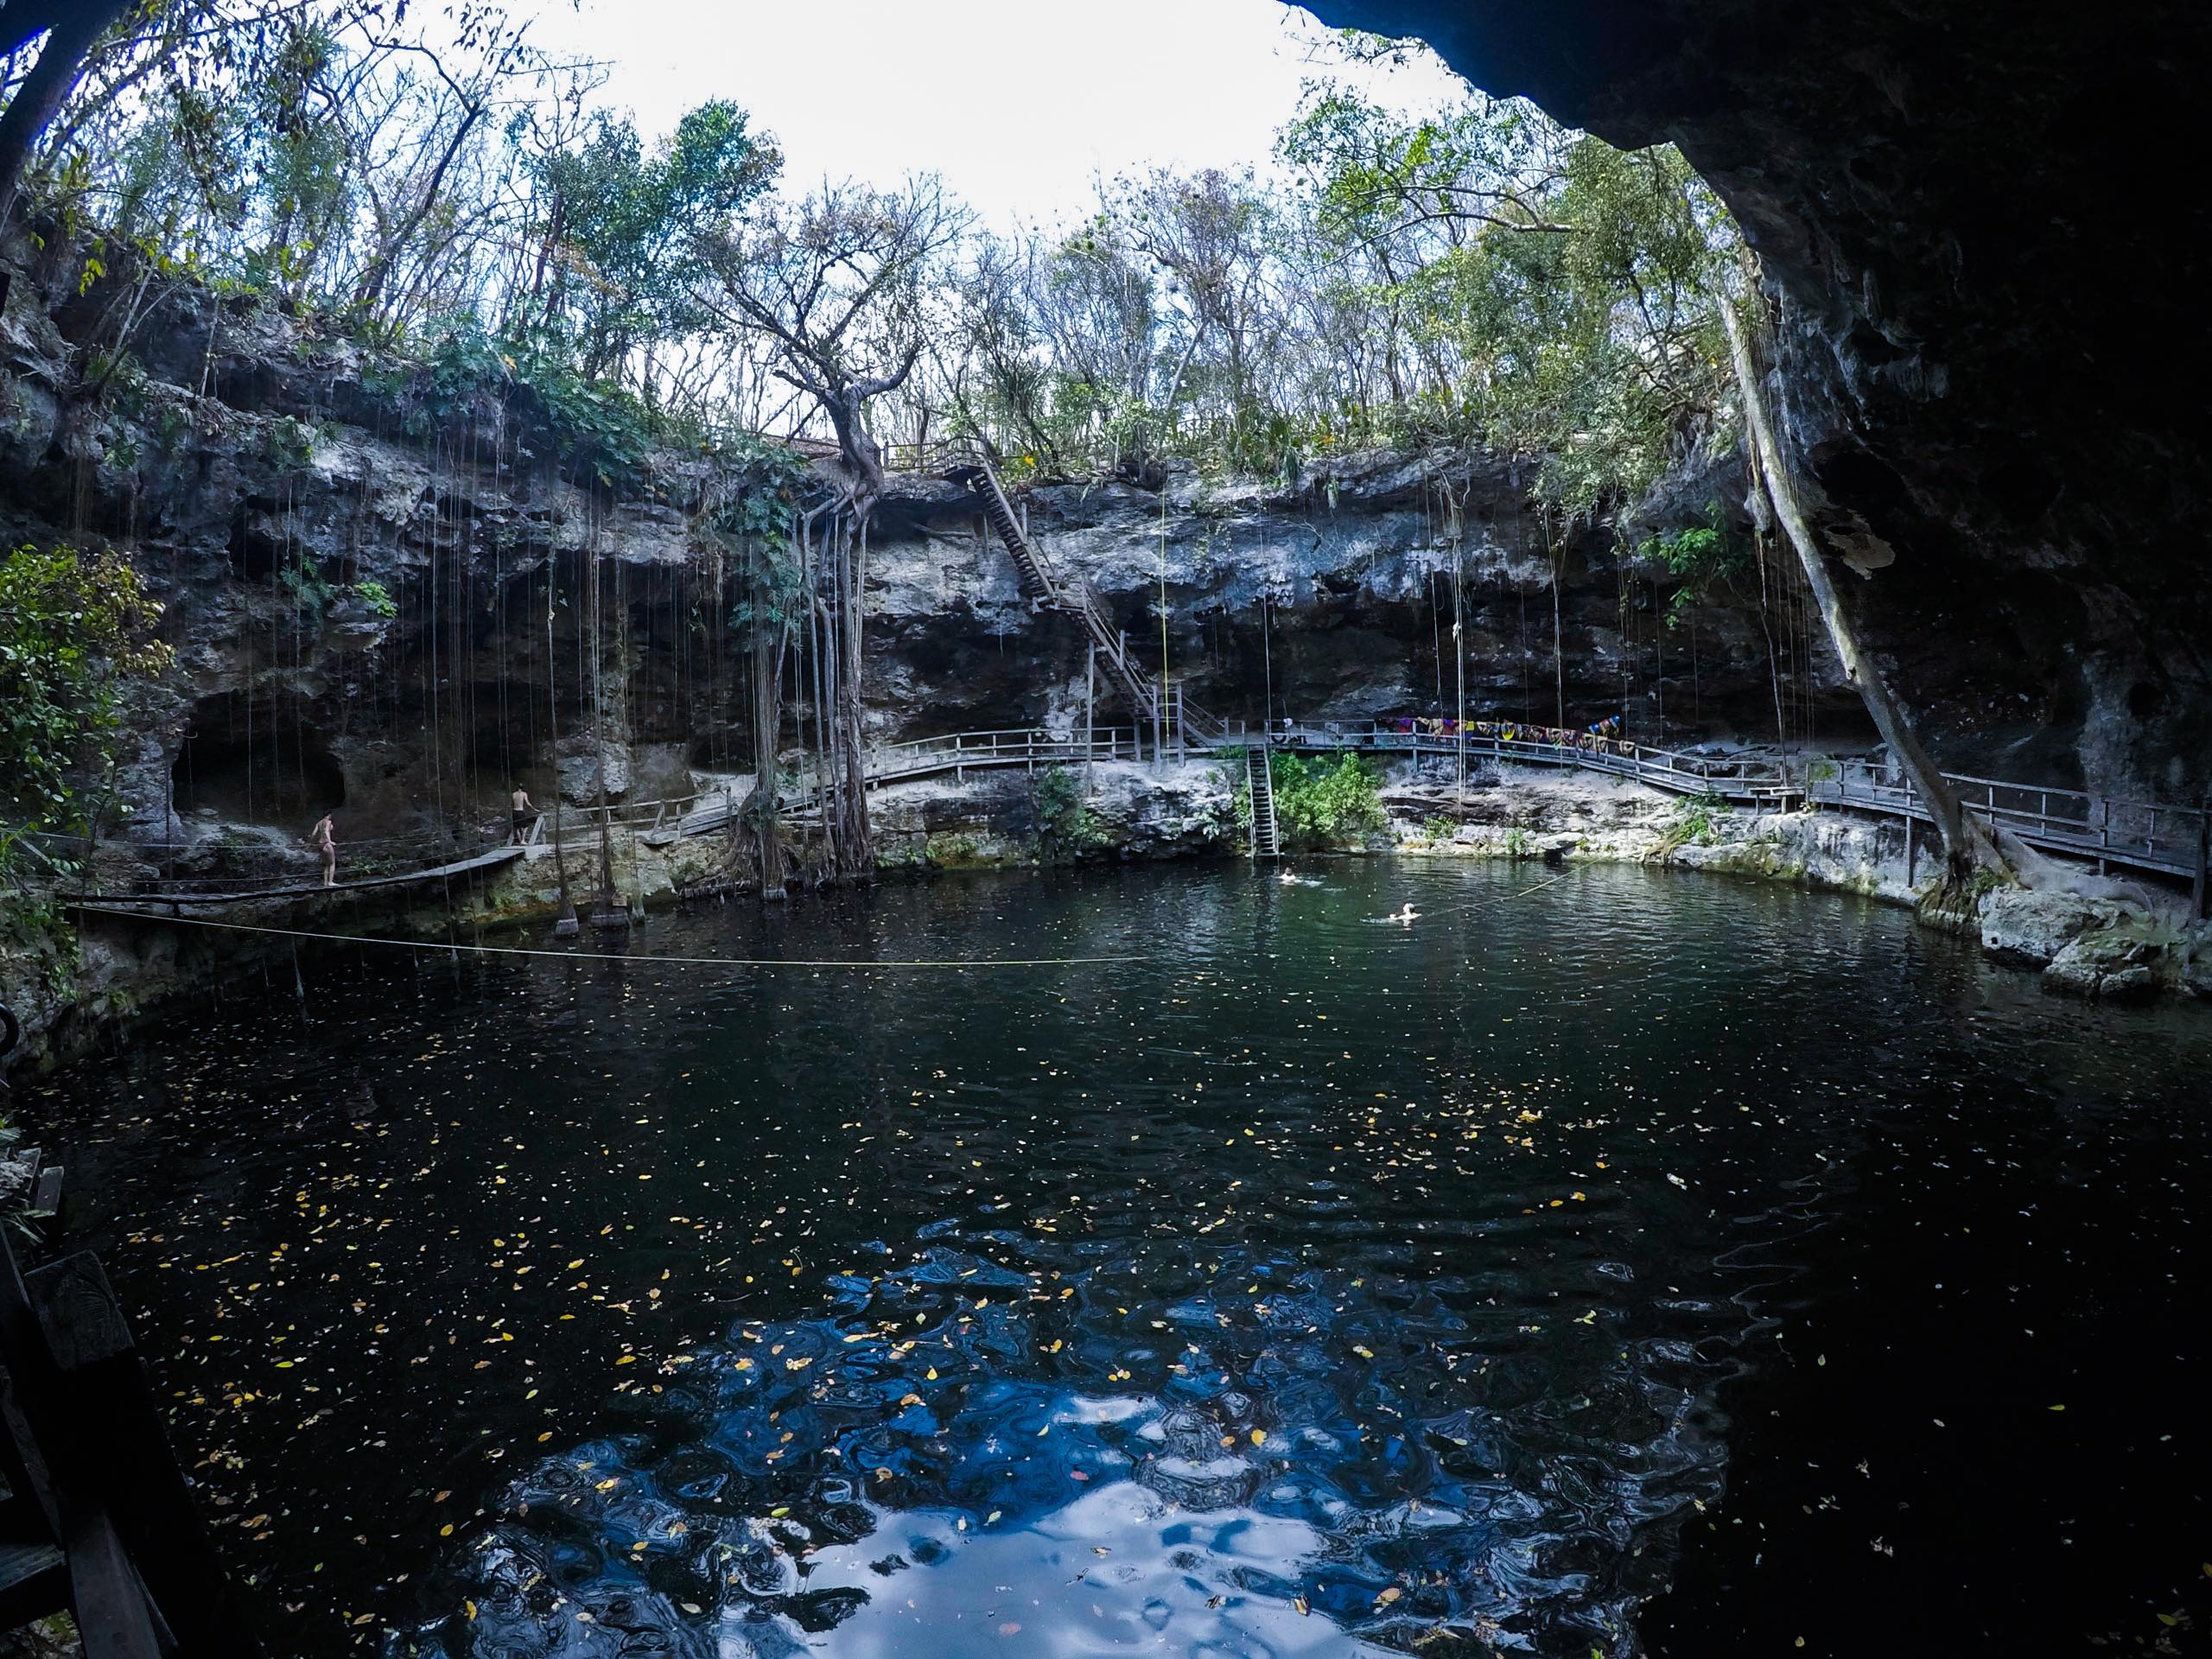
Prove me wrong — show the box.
[1381,766,2212,1003]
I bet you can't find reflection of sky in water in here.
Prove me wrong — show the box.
[22,861,2212,1658]
[448,1210,1726,1659]
[801,1486,1349,1658]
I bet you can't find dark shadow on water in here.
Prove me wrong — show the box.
[18,861,2211,1657]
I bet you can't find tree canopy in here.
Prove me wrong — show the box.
[5,6,1743,525]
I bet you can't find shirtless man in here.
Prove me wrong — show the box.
[510,786,538,844]
[308,813,337,887]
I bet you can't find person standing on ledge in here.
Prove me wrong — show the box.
[510,785,539,845]
[308,811,337,887]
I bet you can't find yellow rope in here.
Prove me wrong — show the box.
[68,908,1144,970]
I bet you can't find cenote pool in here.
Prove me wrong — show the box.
[19,861,2212,1657]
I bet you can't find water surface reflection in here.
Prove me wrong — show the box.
[22,862,2209,1657]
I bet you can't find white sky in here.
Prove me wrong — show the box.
[520,0,1469,228]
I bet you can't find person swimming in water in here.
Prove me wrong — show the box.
[1395,903,1420,924]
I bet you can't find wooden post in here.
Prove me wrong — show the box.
[2194,798,2209,919]
[1904,813,1916,886]
[1085,644,1096,800]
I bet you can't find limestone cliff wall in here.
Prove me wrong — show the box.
[1310,0,2211,799]
[0,251,1834,874]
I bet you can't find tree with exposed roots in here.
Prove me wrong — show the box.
[694,177,969,880]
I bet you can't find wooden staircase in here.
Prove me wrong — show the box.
[1246,747,1281,861]
[969,456,1162,731]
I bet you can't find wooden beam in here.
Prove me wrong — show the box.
[24,1254,267,1656]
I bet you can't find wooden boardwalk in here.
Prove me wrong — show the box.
[67,846,524,918]
[57,723,2204,909]
[595,717,2209,894]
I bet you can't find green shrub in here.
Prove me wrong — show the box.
[1222,751,1254,836]
[1422,815,1455,842]
[1033,765,1107,861]
[0,543,173,876]
[925,833,984,867]
[1658,791,1726,853]
[1272,752,1386,851]
[278,553,332,615]
[349,579,398,619]
[1503,826,1533,857]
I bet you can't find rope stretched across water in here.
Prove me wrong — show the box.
[67,908,1145,970]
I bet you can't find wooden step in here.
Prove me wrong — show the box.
[0,1497,68,1630]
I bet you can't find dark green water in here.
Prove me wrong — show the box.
[19,862,2212,1657]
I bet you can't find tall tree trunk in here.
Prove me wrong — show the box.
[836,513,874,875]
[352,101,486,319]
[1551,555,1566,728]
[1722,293,1991,880]
[0,0,128,213]
[749,588,786,901]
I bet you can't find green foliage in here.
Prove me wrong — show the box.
[519,101,779,377]
[278,553,332,615]
[349,579,398,619]
[1503,826,1534,858]
[1033,765,1108,861]
[360,321,667,492]
[45,12,1749,520]
[1,890,84,1011]
[706,435,816,639]
[1281,84,1738,513]
[260,414,317,470]
[1271,752,1387,851]
[0,543,174,874]
[1641,503,1752,626]
[1658,788,1730,852]
[922,832,985,868]
[1422,815,1456,842]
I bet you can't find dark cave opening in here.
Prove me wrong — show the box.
[170,693,347,826]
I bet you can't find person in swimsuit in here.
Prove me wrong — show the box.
[510,786,538,844]
[308,813,337,887]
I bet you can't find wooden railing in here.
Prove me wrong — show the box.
[1806,758,2208,882]
[1201,719,2207,887]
